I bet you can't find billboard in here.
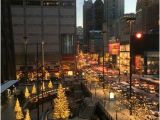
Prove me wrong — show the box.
[109,43,120,55]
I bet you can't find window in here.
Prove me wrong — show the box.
[43,1,59,6]
[62,1,74,7]
[12,0,23,5]
[27,1,40,6]
[61,34,74,54]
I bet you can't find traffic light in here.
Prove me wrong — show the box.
[131,33,159,55]
[135,32,142,39]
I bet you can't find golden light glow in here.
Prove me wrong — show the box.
[31,84,37,94]
[68,71,73,76]
[14,98,24,120]
[24,109,31,120]
[24,87,30,99]
[53,84,70,119]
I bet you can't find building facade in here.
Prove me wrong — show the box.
[76,26,84,51]
[135,0,159,33]
[83,0,94,52]
[11,0,76,72]
[83,0,104,53]
[103,0,124,39]
[131,34,159,75]
[93,0,104,30]
[2,0,16,82]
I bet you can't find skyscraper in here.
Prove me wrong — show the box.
[93,0,104,30]
[83,0,104,53]
[103,0,124,39]
[83,0,94,52]
[135,0,159,33]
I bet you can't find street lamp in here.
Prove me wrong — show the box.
[41,41,44,112]
[124,15,136,115]
[36,41,40,120]
[102,31,106,89]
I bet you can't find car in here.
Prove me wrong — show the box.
[134,83,139,87]
[117,89,122,93]
[150,89,156,94]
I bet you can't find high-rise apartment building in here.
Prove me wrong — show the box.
[11,0,76,72]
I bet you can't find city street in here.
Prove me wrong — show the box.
[1,0,159,120]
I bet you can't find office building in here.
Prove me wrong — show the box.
[2,0,16,82]
[83,0,94,52]
[11,0,76,74]
[135,0,159,33]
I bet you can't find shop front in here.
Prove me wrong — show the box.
[119,44,130,74]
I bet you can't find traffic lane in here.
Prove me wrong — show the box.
[120,82,158,101]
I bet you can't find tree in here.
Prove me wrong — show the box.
[24,87,30,99]
[41,82,45,91]
[16,107,24,120]
[14,98,24,120]
[31,84,37,94]
[14,98,21,112]
[48,80,53,89]
[53,84,70,119]
[24,109,31,120]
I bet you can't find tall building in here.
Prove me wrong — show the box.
[135,0,159,33]
[76,26,83,50]
[93,0,104,30]
[11,0,76,73]
[103,0,124,39]
[83,0,94,52]
[2,0,16,82]
[83,0,104,53]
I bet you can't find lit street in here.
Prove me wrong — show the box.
[1,0,159,120]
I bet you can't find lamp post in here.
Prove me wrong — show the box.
[24,37,28,84]
[41,0,44,112]
[41,41,44,112]
[125,16,136,115]
[102,31,106,89]
[36,41,40,120]
[23,0,28,84]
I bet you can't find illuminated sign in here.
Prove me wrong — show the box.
[109,43,120,55]
[109,92,115,100]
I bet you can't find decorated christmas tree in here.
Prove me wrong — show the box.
[31,84,37,94]
[52,84,70,119]
[14,98,24,120]
[24,87,30,99]
[24,109,31,120]
[14,98,21,112]
[41,82,45,91]
[48,80,53,89]
[16,107,24,120]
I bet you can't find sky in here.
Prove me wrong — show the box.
[76,0,137,27]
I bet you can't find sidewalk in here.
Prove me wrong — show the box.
[87,84,141,120]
